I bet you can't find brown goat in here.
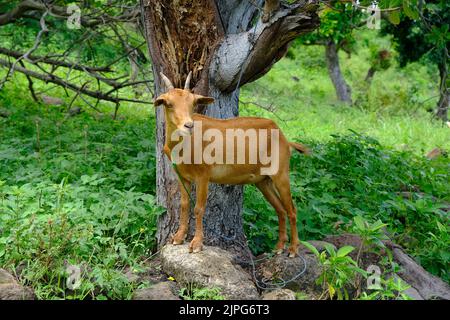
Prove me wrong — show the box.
[155,72,309,257]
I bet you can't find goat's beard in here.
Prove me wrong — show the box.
[176,127,192,137]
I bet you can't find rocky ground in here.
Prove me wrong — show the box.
[1,234,449,300]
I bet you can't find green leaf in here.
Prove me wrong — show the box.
[336,245,355,257]
[371,220,388,231]
[301,241,320,257]
[324,243,337,257]
[353,215,366,230]
[387,10,401,24]
[403,0,419,20]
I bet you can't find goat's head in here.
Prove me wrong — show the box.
[154,72,214,136]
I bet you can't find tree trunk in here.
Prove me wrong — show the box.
[140,0,320,256]
[325,40,352,105]
[436,61,449,121]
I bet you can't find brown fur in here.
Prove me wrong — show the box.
[155,87,308,257]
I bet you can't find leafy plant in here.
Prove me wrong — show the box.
[179,286,225,300]
[360,277,413,300]
[302,241,366,300]
[351,215,389,264]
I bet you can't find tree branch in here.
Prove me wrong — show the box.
[0,47,112,72]
[0,0,140,27]
[211,0,319,92]
[0,57,150,105]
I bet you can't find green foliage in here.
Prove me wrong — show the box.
[368,48,393,72]
[381,0,450,68]
[0,92,160,299]
[300,2,362,46]
[359,277,413,300]
[352,216,388,249]
[244,133,449,282]
[179,286,225,300]
[302,241,365,300]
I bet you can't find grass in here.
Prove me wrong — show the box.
[0,87,161,299]
[240,31,449,153]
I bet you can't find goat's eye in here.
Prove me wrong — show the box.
[165,103,173,108]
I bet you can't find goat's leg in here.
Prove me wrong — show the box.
[189,179,209,253]
[255,179,288,254]
[271,173,299,257]
[172,178,191,245]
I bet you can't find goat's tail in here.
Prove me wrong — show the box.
[289,142,311,156]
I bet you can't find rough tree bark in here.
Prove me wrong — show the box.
[325,40,352,105]
[436,61,449,121]
[140,0,319,256]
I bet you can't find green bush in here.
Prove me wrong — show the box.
[244,132,449,282]
[0,98,162,299]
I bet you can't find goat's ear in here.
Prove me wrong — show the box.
[195,95,215,105]
[153,95,166,107]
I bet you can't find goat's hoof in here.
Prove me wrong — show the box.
[188,246,203,253]
[288,246,298,258]
[274,248,283,255]
[172,231,186,245]
[188,239,203,253]
[192,247,202,253]
[172,235,185,245]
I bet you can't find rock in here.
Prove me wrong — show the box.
[426,148,444,159]
[256,253,322,296]
[160,244,259,300]
[323,233,363,250]
[123,267,140,283]
[68,107,82,117]
[0,269,34,300]
[133,281,180,300]
[261,289,296,300]
[0,269,15,284]
[41,95,64,106]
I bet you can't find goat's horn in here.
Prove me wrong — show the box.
[160,72,174,91]
[184,71,192,91]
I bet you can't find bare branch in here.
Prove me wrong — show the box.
[211,0,320,92]
[0,57,150,105]
[0,0,140,27]
[0,47,113,72]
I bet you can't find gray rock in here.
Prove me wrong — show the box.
[123,267,140,283]
[133,281,180,300]
[41,95,64,106]
[261,289,296,300]
[0,269,34,300]
[160,244,259,300]
[256,253,322,295]
[0,269,15,284]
